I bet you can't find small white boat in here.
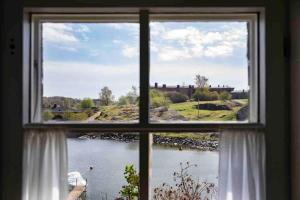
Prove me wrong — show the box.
[68,171,87,190]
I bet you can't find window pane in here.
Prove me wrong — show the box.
[150,20,251,123]
[151,132,219,199]
[42,22,139,123]
[67,133,139,199]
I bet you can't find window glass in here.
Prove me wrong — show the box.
[150,20,250,123]
[151,132,219,199]
[68,133,139,199]
[42,22,139,123]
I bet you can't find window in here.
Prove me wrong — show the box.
[25,9,265,200]
[149,15,258,123]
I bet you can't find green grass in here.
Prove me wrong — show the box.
[169,99,248,121]
[96,104,138,121]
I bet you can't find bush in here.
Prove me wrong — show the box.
[192,88,219,101]
[166,92,188,103]
[150,89,170,108]
[118,95,130,105]
[80,98,95,109]
[119,165,139,200]
[219,91,232,100]
[43,110,54,121]
[153,162,217,200]
[63,112,88,121]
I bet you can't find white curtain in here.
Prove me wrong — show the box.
[218,130,266,200]
[23,129,68,200]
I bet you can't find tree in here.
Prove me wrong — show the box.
[195,74,208,88]
[118,86,139,105]
[126,86,139,105]
[219,91,232,101]
[99,86,114,106]
[150,89,170,108]
[80,98,95,109]
[195,75,209,118]
[43,110,54,121]
[119,165,139,200]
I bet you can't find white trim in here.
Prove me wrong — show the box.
[28,9,264,125]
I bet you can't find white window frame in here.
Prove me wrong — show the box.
[27,10,263,126]
[23,8,266,200]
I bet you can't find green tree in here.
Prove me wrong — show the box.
[43,110,54,121]
[150,89,170,108]
[119,165,139,200]
[99,86,114,106]
[118,86,139,105]
[80,98,95,109]
[219,91,232,101]
[194,75,209,118]
[126,86,139,104]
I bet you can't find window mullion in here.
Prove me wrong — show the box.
[139,10,150,125]
[139,132,152,200]
[139,10,151,200]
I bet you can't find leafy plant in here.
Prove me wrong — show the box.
[150,89,170,108]
[166,92,189,103]
[80,98,95,109]
[43,110,54,121]
[192,88,219,101]
[119,164,139,200]
[219,91,232,101]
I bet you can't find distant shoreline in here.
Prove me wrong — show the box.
[69,133,218,151]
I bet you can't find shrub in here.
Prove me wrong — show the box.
[118,95,130,105]
[210,91,220,101]
[80,98,95,109]
[150,89,170,108]
[119,165,139,200]
[153,162,217,200]
[192,88,219,101]
[63,112,88,121]
[166,92,189,103]
[219,91,232,100]
[43,110,54,121]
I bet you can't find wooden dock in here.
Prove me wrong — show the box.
[67,186,86,200]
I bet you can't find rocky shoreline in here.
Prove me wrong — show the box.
[72,133,218,151]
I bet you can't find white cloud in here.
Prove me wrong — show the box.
[43,23,79,44]
[43,23,91,52]
[122,45,139,58]
[43,61,139,98]
[150,22,247,61]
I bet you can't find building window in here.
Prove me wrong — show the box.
[25,9,265,200]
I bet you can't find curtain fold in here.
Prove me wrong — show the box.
[218,130,266,200]
[23,129,68,200]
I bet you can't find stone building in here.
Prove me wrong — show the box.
[150,82,235,99]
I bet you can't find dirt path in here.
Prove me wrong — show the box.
[86,111,101,122]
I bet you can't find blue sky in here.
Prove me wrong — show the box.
[43,21,248,99]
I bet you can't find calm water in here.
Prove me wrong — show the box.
[68,138,219,200]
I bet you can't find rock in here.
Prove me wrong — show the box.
[194,103,232,110]
[153,106,168,112]
[236,105,249,121]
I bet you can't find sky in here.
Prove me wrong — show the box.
[43,21,249,99]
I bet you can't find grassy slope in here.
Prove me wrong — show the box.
[169,99,248,121]
[96,104,138,121]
